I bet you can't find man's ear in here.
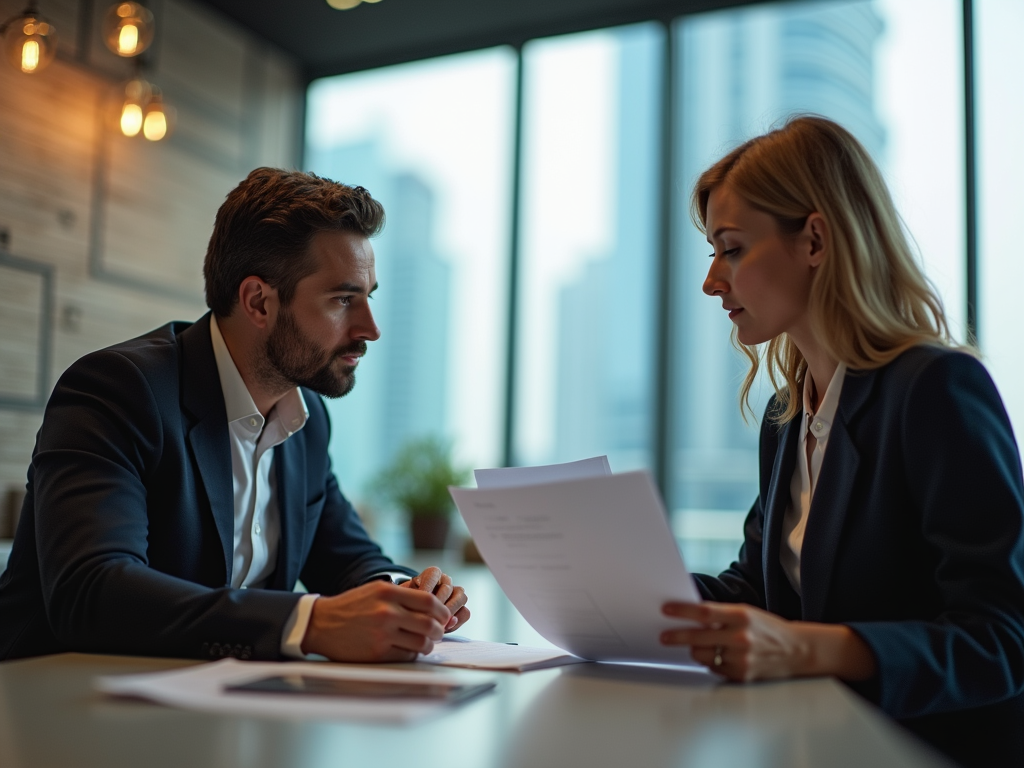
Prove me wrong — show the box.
[237,276,279,331]
[804,212,829,268]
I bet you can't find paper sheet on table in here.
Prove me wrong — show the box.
[419,636,585,672]
[451,469,702,666]
[95,659,488,723]
[474,455,610,488]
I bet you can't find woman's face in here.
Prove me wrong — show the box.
[702,184,822,347]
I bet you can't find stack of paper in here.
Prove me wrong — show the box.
[450,457,702,667]
[419,636,584,671]
[96,659,489,723]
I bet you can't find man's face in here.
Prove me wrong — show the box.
[257,230,380,398]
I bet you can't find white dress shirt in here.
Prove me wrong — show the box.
[209,317,318,657]
[779,362,847,595]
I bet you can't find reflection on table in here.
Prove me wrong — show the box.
[0,560,953,768]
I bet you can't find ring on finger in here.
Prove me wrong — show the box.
[713,645,724,668]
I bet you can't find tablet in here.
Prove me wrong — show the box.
[225,674,495,704]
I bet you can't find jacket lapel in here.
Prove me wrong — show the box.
[762,417,801,614]
[271,428,307,591]
[179,313,235,585]
[799,367,878,621]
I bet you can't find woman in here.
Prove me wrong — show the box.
[660,116,1024,767]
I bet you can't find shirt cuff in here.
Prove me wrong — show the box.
[364,571,414,585]
[280,593,320,659]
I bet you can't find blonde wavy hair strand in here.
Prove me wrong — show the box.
[691,115,957,423]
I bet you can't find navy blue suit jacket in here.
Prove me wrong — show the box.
[693,347,1024,766]
[0,314,412,661]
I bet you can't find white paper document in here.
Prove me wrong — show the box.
[96,659,489,723]
[419,636,584,672]
[474,455,611,488]
[450,465,702,666]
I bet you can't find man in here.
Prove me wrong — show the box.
[0,168,469,662]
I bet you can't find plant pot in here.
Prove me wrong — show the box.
[410,516,450,550]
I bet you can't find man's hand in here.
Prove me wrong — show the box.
[301,580,450,662]
[659,601,876,682]
[400,566,471,633]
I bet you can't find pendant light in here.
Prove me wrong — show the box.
[326,0,383,10]
[118,77,149,137]
[0,2,57,74]
[141,85,169,141]
[117,75,173,141]
[102,2,154,57]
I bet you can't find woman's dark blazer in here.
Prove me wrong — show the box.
[693,346,1024,766]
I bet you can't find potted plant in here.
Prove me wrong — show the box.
[369,436,471,550]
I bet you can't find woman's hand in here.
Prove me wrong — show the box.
[660,601,876,682]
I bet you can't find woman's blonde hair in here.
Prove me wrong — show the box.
[691,115,958,423]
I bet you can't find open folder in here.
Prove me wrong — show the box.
[449,457,702,666]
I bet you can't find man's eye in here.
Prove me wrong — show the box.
[336,296,353,306]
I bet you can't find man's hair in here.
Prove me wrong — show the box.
[203,167,385,318]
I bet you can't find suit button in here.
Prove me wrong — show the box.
[210,642,221,657]
[201,642,210,656]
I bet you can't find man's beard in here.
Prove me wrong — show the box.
[254,308,366,399]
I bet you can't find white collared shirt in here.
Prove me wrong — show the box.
[779,362,847,595]
[210,316,309,589]
[210,317,318,656]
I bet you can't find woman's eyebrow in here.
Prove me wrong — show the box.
[710,225,741,239]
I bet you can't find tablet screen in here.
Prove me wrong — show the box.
[225,675,494,703]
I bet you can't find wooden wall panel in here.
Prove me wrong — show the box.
[0,60,98,276]
[157,0,248,119]
[0,0,302,497]
[0,265,45,400]
[99,132,238,297]
[0,412,41,489]
[255,50,303,169]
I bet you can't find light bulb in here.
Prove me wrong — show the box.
[326,0,362,9]
[143,106,166,141]
[120,102,143,136]
[3,16,57,74]
[21,39,39,71]
[117,23,138,55]
[102,2,153,57]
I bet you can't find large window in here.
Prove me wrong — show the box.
[512,24,664,471]
[669,0,965,571]
[305,49,516,553]
[977,0,1024,438]
[306,0,1016,570]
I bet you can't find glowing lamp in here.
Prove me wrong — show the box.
[116,78,172,141]
[118,78,150,137]
[1,10,57,74]
[103,2,153,57]
[142,89,171,141]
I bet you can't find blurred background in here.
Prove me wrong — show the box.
[1,0,1021,578]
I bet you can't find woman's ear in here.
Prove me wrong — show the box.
[804,212,829,268]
